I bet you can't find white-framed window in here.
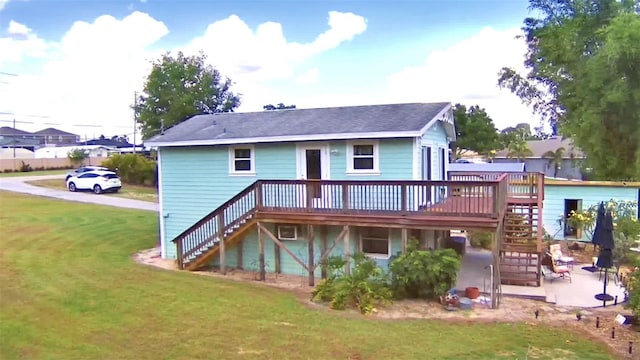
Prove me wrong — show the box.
[360,227,390,258]
[229,146,255,175]
[277,225,298,241]
[346,141,379,174]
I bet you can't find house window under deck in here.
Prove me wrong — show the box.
[347,141,379,175]
[229,146,255,175]
[360,227,390,258]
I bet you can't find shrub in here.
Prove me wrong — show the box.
[389,240,461,299]
[624,258,640,318]
[312,254,392,314]
[102,154,157,186]
[19,161,32,173]
[468,231,493,250]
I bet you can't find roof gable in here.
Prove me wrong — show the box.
[0,126,33,136]
[146,102,452,147]
[33,127,78,137]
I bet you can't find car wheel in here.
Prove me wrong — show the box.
[93,185,102,194]
[68,182,76,192]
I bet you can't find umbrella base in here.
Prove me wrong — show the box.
[594,293,614,301]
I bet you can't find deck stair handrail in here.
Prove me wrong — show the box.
[173,181,259,269]
[172,177,512,270]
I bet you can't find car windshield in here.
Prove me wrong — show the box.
[102,174,119,179]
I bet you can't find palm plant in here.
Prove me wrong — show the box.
[542,147,565,177]
[506,140,533,162]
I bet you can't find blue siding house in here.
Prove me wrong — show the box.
[147,101,540,297]
[145,103,462,275]
[542,178,640,241]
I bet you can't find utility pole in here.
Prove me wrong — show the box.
[12,118,16,159]
[133,91,137,154]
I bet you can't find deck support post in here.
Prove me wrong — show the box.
[344,225,351,276]
[274,240,281,274]
[258,221,266,281]
[308,225,315,286]
[320,226,328,279]
[401,228,408,253]
[218,214,226,275]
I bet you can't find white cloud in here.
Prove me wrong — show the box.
[8,20,29,37]
[183,11,366,82]
[0,0,8,11]
[386,27,538,130]
[295,68,319,84]
[0,12,168,135]
[0,11,368,136]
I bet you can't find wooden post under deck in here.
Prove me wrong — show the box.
[320,225,328,279]
[274,240,281,274]
[344,225,351,275]
[218,214,226,275]
[258,221,266,281]
[308,225,315,286]
[257,222,310,272]
[401,228,408,252]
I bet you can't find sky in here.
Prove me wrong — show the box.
[0,0,539,141]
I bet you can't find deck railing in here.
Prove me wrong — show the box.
[449,171,544,200]
[173,176,514,269]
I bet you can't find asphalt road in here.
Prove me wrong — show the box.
[0,174,159,212]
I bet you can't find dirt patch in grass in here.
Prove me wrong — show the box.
[135,247,638,359]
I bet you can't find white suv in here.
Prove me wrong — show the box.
[65,166,110,181]
[67,170,122,194]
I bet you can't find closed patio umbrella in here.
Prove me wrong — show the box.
[594,210,615,306]
[591,202,606,248]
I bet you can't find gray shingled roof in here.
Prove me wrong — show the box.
[146,102,451,146]
[495,136,584,159]
[0,126,33,136]
[33,127,78,137]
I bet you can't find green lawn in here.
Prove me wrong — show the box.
[0,169,68,177]
[25,178,158,202]
[0,192,615,360]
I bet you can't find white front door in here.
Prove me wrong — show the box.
[296,143,330,207]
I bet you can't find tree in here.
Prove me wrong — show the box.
[264,103,296,110]
[450,104,500,159]
[542,147,565,177]
[135,51,241,140]
[498,0,640,181]
[506,138,533,162]
[68,148,89,166]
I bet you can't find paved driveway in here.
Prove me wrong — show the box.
[0,174,158,212]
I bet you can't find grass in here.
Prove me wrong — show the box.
[0,192,615,360]
[0,169,69,177]
[25,178,158,202]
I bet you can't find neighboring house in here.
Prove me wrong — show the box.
[34,145,113,159]
[542,178,640,241]
[0,126,40,151]
[494,136,585,179]
[78,138,134,148]
[146,102,545,294]
[33,128,80,145]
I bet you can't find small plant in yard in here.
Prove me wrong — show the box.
[312,254,391,314]
[67,148,89,166]
[389,240,461,300]
[624,257,640,318]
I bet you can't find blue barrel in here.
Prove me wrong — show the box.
[459,297,472,310]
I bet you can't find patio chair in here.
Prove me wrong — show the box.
[549,244,575,269]
[546,252,572,283]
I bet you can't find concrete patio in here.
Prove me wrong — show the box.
[456,245,628,308]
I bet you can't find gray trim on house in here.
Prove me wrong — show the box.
[146,102,453,146]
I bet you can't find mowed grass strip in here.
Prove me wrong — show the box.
[0,191,614,360]
[0,169,68,178]
[26,178,158,202]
